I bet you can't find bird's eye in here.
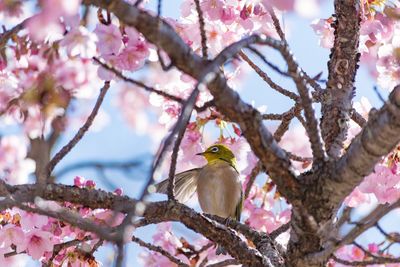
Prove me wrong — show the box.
[210,146,219,153]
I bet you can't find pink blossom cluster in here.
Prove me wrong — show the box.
[0,177,124,266]
[345,158,400,207]
[0,0,23,18]
[311,2,400,91]
[26,0,81,41]
[139,222,234,266]
[329,243,400,266]
[94,24,150,80]
[0,135,35,185]
[178,0,280,56]
[244,182,291,234]
[1,41,99,137]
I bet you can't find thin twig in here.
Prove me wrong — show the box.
[167,89,198,200]
[0,18,27,51]
[244,161,262,199]
[132,235,190,266]
[43,236,92,266]
[351,109,367,127]
[134,0,144,7]
[46,82,110,180]
[93,57,212,112]
[55,158,142,177]
[194,0,208,59]
[115,242,125,267]
[286,151,312,163]
[247,46,290,77]
[375,222,400,242]
[307,200,400,262]
[332,255,400,266]
[270,223,290,239]
[265,3,285,40]
[206,259,240,267]
[239,51,298,101]
[259,39,326,162]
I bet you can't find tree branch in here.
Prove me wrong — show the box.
[332,86,400,206]
[46,82,110,182]
[1,183,274,267]
[132,235,189,266]
[54,158,142,178]
[321,0,361,157]
[193,0,208,59]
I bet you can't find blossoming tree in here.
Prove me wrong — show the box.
[1,0,400,266]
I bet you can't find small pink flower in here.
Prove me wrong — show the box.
[19,210,49,230]
[201,0,224,21]
[311,18,334,49]
[0,225,25,248]
[344,187,371,207]
[368,243,379,253]
[94,23,123,55]
[94,210,125,227]
[85,180,96,189]
[18,229,54,259]
[26,14,63,41]
[114,188,123,195]
[74,176,85,187]
[359,164,400,204]
[60,26,98,58]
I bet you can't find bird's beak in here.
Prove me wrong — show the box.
[196,152,205,156]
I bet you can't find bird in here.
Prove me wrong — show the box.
[155,144,243,254]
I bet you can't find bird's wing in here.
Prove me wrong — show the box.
[155,168,200,203]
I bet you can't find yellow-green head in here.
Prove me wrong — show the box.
[196,144,237,168]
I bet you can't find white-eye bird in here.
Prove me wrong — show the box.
[155,144,243,253]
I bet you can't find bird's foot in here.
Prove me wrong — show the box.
[215,244,227,255]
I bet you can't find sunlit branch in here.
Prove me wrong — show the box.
[1,183,275,266]
[205,259,240,267]
[322,0,361,157]
[351,109,367,127]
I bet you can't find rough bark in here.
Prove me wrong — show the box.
[321,0,361,158]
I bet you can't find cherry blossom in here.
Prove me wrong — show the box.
[18,229,54,260]
[60,26,98,58]
[0,224,25,248]
[94,23,124,56]
[0,135,35,185]
[311,18,334,49]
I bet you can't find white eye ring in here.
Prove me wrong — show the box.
[210,147,219,153]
